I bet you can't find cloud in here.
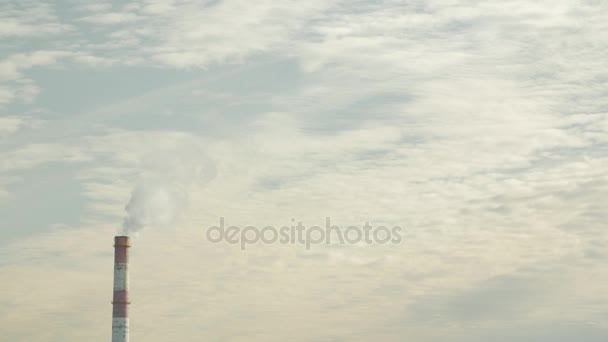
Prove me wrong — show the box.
[0,1,71,37]
[0,115,45,139]
[79,12,141,25]
[0,0,607,341]
[0,50,73,107]
[40,0,340,68]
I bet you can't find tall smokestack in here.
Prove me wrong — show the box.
[112,236,130,342]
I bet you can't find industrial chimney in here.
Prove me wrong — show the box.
[112,236,130,342]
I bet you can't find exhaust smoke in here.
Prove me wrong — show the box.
[120,144,216,235]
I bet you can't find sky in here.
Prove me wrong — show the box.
[1,0,607,341]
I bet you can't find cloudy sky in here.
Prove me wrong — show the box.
[1,0,608,341]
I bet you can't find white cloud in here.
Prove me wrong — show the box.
[0,1,71,37]
[63,0,339,67]
[79,12,141,25]
[0,0,607,341]
[0,50,73,107]
[0,115,45,139]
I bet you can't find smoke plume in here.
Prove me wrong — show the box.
[121,144,215,235]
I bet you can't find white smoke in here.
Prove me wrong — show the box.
[121,144,216,235]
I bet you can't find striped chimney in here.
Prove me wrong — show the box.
[112,236,130,342]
